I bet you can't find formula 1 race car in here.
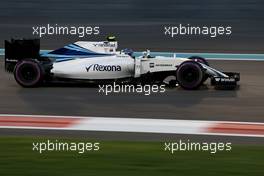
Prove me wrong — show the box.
[4,37,240,89]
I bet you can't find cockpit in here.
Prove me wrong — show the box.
[142,50,155,58]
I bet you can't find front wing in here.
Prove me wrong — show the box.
[201,63,240,89]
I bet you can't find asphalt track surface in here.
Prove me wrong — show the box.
[1,58,264,122]
[1,58,264,143]
[0,0,264,142]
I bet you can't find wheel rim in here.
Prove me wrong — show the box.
[177,62,203,89]
[15,62,41,86]
[19,65,38,82]
[182,67,199,83]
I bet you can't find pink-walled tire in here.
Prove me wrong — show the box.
[189,56,209,82]
[14,60,44,87]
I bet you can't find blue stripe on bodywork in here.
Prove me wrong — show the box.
[66,44,96,53]
[48,47,95,56]
[45,53,113,58]
[46,43,113,57]
[42,44,114,60]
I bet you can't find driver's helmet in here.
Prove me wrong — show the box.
[106,36,116,41]
[143,50,151,58]
[122,48,134,56]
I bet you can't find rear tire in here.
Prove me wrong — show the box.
[176,61,204,90]
[14,59,44,87]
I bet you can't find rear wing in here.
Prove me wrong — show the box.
[4,39,40,72]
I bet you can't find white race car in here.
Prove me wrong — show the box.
[4,37,239,89]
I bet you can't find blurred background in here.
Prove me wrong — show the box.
[0,0,264,52]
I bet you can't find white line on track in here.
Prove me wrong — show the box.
[0,114,264,138]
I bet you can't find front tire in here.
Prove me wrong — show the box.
[14,60,44,87]
[189,56,209,82]
[176,61,204,90]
